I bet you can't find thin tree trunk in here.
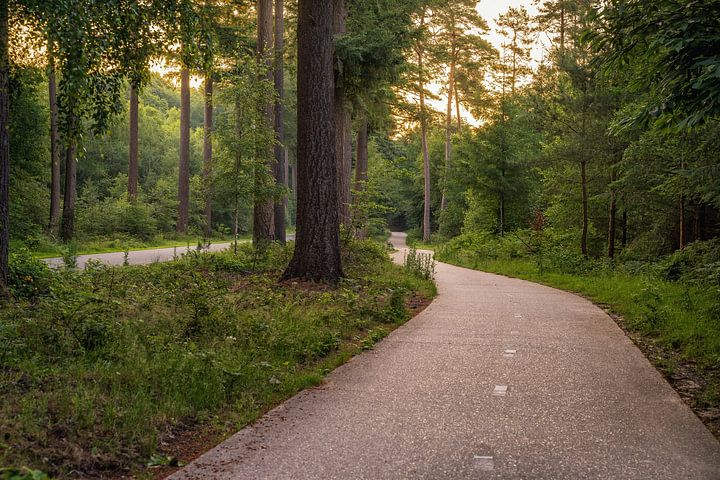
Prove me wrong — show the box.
[333,0,351,227]
[177,66,190,234]
[254,0,275,245]
[679,156,686,249]
[455,81,462,131]
[48,53,61,235]
[273,0,286,243]
[417,37,431,243]
[202,76,213,238]
[499,194,505,236]
[621,207,627,247]
[608,169,617,259]
[282,0,343,283]
[354,116,368,238]
[580,159,588,257]
[0,0,8,293]
[441,53,455,212]
[679,195,686,250]
[354,117,368,196]
[60,113,78,242]
[128,83,139,201]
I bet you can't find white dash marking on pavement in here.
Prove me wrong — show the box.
[492,385,508,397]
[510,330,520,335]
[474,455,495,471]
[504,349,517,357]
[514,314,523,318]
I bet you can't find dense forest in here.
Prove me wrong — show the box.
[2,0,719,278]
[1,0,720,477]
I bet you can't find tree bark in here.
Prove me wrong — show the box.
[0,0,8,293]
[580,159,588,257]
[128,83,139,201]
[60,111,78,242]
[202,76,213,238]
[417,13,431,243]
[621,207,627,247]
[354,116,368,195]
[354,116,368,238]
[333,0,351,227]
[177,66,190,234]
[441,45,456,212]
[455,81,462,131]
[48,53,61,236]
[679,156,686,249]
[282,0,343,283]
[273,0,287,243]
[608,169,617,259]
[254,0,275,245]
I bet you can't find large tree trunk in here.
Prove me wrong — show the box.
[254,0,275,245]
[202,76,213,238]
[60,112,78,242]
[282,0,343,283]
[273,0,287,243]
[440,48,456,212]
[353,116,368,238]
[621,207,627,248]
[580,159,588,257]
[48,54,61,236]
[177,67,190,234]
[128,83,139,201]
[333,0,351,227]
[0,0,8,293]
[607,168,617,259]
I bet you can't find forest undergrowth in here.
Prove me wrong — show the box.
[0,239,435,479]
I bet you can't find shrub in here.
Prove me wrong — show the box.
[8,248,52,299]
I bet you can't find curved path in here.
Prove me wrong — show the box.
[169,232,720,479]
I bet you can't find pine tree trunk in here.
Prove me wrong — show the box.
[354,117,368,195]
[455,82,462,131]
[128,83,139,201]
[499,194,505,236]
[254,0,275,245]
[607,168,617,259]
[679,195,686,250]
[48,54,61,236]
[202,76,213,238]
[333,0,351,227]
[441,53,455,212]
[418,55,431,242]
[177,67,191,234]
[60,114,78,242]
[273,0,287,243]
[621,207,627,247]
[679,156,686,249]
[0,0,8,293]
[354,116,368,238]
[282,0,343,283]
[580,159,588,257]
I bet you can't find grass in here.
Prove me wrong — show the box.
[0,240,435,479]
[11,235,245,259]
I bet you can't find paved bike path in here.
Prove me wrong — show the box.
[168,232,720,479]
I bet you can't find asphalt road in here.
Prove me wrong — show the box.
[43,235,295,269]
[168,231,720,479]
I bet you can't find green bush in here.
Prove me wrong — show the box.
[8,248,53,299]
